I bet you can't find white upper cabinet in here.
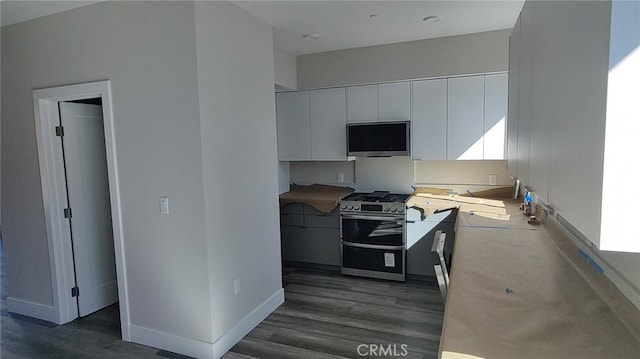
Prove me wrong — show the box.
[346,85,378,123]
[447,76,485,160]
[276,91,310,161]
[507,16,521,176]
[378,82,411,123]
[310,88,347,160]
[484,73,508,160]
[277,75,508,162]
[411,79,447,160]
[347,82,410,123]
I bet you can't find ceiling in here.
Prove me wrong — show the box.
[0,1,103,27]
[1,0,524,56]
[234,1,524,55]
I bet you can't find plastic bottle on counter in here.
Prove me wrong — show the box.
[523,192,533,216]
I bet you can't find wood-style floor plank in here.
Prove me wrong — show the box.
[227,267,444,358]
[2,242,444,359]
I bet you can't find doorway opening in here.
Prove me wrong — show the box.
[59,98,118,319]
[33,81,130,341]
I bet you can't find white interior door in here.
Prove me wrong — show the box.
[59,102,118,317]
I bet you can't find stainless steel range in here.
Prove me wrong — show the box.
[339,191,411,281]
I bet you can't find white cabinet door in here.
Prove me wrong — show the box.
[447,76,485,160]
[310,88,347,160]
[378,82,411,122]
[516,7,533,184]
[276,91,310,161]
[411,79,447,160]
[346,85,377,123]
[507,16,521,175]
[484,73,508,160]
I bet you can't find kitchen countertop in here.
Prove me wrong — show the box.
[279,184,353,214]
[439,198,640,359]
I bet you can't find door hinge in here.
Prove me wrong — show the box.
[63,208,72,219]
[55,126,65,137]
[71,286,79,297]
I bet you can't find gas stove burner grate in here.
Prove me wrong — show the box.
[342,191,410,204]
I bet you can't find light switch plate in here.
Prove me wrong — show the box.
[160,197,169,214]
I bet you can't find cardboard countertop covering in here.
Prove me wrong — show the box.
[439,198,640,359]
[407,187,522,227]
[279,184,353,213]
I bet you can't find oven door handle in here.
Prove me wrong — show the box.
[341,240,405,251]
[341,214,404,223]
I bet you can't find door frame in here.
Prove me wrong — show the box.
[33,80,130,340]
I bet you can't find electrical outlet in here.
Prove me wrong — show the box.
[337,173,345,183]
[488,174,497,186]
[234,279,240,295]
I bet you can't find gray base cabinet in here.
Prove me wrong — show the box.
[281,203,458,276]
[280,204,340,266]
[406,208,457,277]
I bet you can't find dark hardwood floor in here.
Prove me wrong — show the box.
[229,268,444,359]
[1,240,444,358]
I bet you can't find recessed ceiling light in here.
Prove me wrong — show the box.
[422,16,440,24]
[302,33,320,40]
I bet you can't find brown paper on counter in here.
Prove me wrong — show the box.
[279,184,353,213]
[440,202,640,359]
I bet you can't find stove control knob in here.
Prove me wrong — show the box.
[348,204,354,210]
[384,207,390,212]
[340,204,347,210]
[354,205,360,210]
[391,207,397,212]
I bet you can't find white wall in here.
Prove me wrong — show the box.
[278,162,291,194]
[290,161,355,186]
[193,1,283,343]
[274,48,297,90]
[353,157,415,193]
[2,1,283,355]
[290,159,511,194]
[2,3,212,340]
[414,160,511,186]
[297,29,510,89]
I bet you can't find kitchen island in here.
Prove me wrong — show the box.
[433,195,640,358]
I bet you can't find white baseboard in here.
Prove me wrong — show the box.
[212,288,285,358]
[128,288,284,359]
[7,297,56,323]
[129,324,215,358]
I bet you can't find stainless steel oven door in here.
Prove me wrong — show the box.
[340,213,405,246]
[341,241,406,281]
